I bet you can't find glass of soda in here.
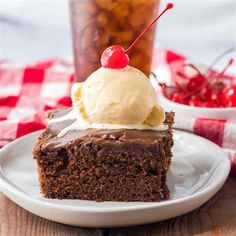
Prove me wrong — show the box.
[69,0,160,82]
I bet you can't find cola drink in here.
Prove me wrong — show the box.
[70,0,159,82]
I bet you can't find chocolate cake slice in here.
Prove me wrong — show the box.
[33,108,174,202]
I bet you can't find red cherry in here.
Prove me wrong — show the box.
[209,82,225,104]
[170,91,188,104]
[101,45,129,69]
[100,3,173,69]
[222,84,236,107]
[202,101,217,108]
[189,96,202,107]
[200,86,212,101]
[217,91,225,106]
[186,75,206,91]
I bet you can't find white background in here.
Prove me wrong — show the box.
[0,0,235,73]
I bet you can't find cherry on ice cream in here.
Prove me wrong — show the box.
[100,3,174,69]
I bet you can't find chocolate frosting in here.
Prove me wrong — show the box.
[41,108,174,149]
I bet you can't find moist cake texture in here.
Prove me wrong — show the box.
[33,108,174,202]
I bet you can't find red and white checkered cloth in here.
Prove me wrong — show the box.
[0,49,235,174]
[0,60,74,146]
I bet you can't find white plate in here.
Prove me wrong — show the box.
[0,130,230,227]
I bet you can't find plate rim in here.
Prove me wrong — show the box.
[0,130,231,213]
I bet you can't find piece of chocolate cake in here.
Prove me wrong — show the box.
[33,2,175,202]
[33,108,174,201]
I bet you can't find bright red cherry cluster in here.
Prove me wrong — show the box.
[100,3,173,69]
[159,53,236,108]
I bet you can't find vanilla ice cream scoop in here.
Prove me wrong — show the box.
[72,66,165,126]
[53,4,174,135]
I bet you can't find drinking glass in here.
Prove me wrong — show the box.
[70,0,160,82]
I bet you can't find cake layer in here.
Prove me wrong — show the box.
[33,108,174,201]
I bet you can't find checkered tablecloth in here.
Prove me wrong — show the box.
[0,50,235,174]
[0,60,74,146]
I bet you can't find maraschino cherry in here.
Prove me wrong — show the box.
[101,3,174,69]
[101,45,129,69]
[222,84,236,107]
[159,48,235,108]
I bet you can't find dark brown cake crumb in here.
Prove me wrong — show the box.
[33,108,174,202]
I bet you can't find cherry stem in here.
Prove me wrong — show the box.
[207,47,235,73]
[184,63,204,76]
[125,3,173,53]
[218,58,234,76]
[176,71,189,80]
